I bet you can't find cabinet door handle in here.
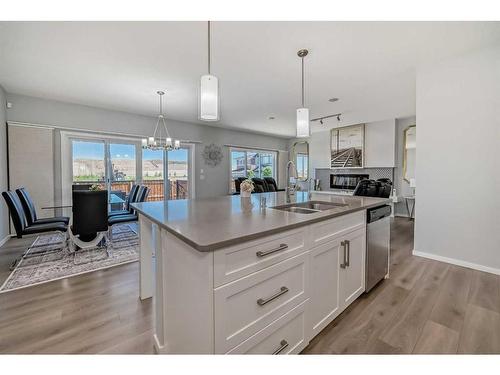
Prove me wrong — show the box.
[257,286,289,306]
[340,240,347,269]
[256,244,288,258]
[272,339,289,355]
[346,240,350,267]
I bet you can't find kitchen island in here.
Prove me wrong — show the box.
[132,191,390,354]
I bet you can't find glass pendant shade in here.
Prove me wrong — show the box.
[199,74,219,121]
[296,108,310,138]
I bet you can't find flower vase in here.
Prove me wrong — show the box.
[241,190,251,198]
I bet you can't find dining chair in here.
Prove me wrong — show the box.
[15,187,69,226]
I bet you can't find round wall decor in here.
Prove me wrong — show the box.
[202,143,224,167]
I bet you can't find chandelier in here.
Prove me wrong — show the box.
[142,91,180,151]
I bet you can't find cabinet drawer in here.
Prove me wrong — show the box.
[214,252,309,353]
[214,227,307,287]
[227,300,308,354]
[310,211,365,247]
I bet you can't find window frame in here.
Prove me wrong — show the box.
[229,147,278,193]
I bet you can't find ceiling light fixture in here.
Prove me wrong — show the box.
[296,49,310,138]
[142,91,180,151]
[199,21,220,122]
[311,113,342,124]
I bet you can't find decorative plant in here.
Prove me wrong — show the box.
[89,184,102,191]
[262,166,273,177]
[240,179,254,194]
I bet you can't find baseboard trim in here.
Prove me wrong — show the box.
[413,250,500,276]
[153,333,165,354]
[0,234,12,248]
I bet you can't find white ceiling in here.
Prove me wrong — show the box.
[1,21,499,138]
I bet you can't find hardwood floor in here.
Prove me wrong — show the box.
[0,217,499,354]
[303,218,500,354]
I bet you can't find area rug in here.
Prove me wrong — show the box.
[0,224,139,293]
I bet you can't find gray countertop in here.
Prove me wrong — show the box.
[132,192,390,252]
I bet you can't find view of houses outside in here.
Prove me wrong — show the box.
[230,149,276,191]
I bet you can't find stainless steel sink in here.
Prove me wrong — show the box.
[271,200,349,214]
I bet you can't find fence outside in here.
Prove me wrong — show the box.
[73,179,188,202]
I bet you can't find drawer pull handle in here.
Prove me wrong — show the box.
[257,286,289,306]
[340,240,347,269]
[346,240,350,267]
[256,243,288,258]
[272,339,289,355]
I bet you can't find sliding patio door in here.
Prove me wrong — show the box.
[108,142,137,211]
[71,139,138,211]
[141,146,192,201]
[68,133,193,205]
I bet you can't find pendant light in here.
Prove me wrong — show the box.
[296,49,310,138]
[199,21,220,121]
[142,91,180,151]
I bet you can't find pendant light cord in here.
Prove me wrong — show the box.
[301,56,305,108]
[208,21,211,74]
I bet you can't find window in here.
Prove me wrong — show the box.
[64,132,195,208]
[296,153,308,180]
[142,147,191,201]
[71,139,138,212]
[230,148,277,192]
[72,140,106,183]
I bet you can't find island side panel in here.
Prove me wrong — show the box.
[139,215,155,300]
[155,228,215,354]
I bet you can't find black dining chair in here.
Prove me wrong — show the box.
[15,187,69,226]
[108,184,140,218]
[2,190,68,269]
[108,186,149,235]
[72,184,93,191]
[69,190,109,250]
[2,191,68,239]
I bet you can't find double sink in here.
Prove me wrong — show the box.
[271,200,348,214]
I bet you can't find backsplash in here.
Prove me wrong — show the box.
[314,168,394,191]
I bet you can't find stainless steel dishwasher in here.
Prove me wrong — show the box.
[365,205,391,292]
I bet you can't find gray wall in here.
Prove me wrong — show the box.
[415,45,500,272]
[6,93,289,199]
[394,116,416,216]
[0,86,8,243]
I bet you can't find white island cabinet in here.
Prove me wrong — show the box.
[152,211,366,354]
[132,192,389,354]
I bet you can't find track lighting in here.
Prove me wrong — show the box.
[311,113,342,125]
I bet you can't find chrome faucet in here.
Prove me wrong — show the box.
[286,160,298,202]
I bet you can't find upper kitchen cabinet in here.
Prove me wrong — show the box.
[364,119,396,167]
[309,130,332,170]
